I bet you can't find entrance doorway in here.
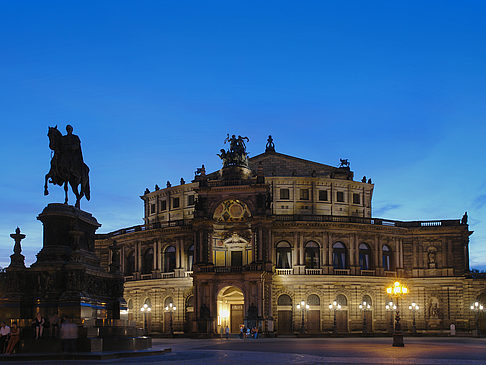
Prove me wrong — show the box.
[217,286,244,334]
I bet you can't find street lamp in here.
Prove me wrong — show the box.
[140,303,151,335]
[359,301,372,335]
[408,303,419,334]
[385,281,408,347]
[470,301,484,337]
[165,302,177,336]
[329,301,341,334]
[385,301,396,333]
[296,300,310,334]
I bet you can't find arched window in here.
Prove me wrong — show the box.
[142,248,153,274]
[359,243,371,270]
[307,294,320,306]
[333,242,347,269]
[276,241,292,269]
[127,299,134,320]
[186,295,194,309]
[144,297,152,308]
[336,294,347,306]
[164,297,174,307]
[304,241,320,269]
[164,245,176,272]
[277,294,292,306]
[382,245,392,271]
[125,250,135,275]
[187,245,194,271]
[362,294,372,306]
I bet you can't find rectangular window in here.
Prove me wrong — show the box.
[173,197,180,208]
[300,189,309,200]
[353,193,360,204]
[150,204,155,214]
[280,188,290,200]
[188,195,195,206]
[160,200,167,211]
[318,190,328,201]
[337,191,344,202]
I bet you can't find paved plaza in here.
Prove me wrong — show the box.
[2,337,486,364]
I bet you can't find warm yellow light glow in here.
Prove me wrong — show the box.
[221,309,229,318]
[387,288,392,294]
[402,287,408,294]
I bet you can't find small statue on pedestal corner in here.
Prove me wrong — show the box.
[461,211,468,225]
[362,176,367,183]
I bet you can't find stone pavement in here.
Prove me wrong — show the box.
[2,337,486,364]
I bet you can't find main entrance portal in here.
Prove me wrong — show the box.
[217,286,244,334]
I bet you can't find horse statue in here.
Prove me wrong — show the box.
[44,125,90,209]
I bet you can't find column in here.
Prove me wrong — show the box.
[374,236,380,269]
[136,241,141,272]
[292,232,298,267]
[258,227,264,262]
[208,231,214,265]
[121,245,125,274]
[176,239,181,268]
[395,238,400,270]
[327,233,333,266]
[157,240,163,271]
[153,240,157,271]
[349,234,355,268]
[322,231,327,270]
[299,233,304,266]
[251,230,256,263]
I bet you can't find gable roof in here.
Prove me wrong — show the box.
[248,151,341,177]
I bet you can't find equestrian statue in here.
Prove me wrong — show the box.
[44,125,90,209]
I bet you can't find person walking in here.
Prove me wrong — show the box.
[60,317,78,352]
[5,322,20,355]
[225,325,230,339]
[0,321,10,353]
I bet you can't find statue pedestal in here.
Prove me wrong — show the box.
[33,203,101,268]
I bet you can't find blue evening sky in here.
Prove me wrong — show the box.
[1,1,485,270]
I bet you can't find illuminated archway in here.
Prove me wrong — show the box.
[217,286,245,334]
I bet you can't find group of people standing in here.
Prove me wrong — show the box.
[239,325,259,339]
[0,312,78,355]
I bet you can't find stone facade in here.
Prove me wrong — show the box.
[95,139,486,336]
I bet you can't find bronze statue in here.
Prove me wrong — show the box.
[339,159,350,168]
[219,134,250,168]
[44,125,90,209]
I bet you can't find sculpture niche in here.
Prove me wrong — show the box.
[44,125,90,209]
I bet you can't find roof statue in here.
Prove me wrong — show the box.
[218,134,250,168]
[339,158,350,168]
[265,135,275,152]
[44,125,90,209]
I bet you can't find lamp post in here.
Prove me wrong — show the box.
[470,301,484,337]
[386,281,408,347]
[385,301,396,333]
[140,303,151,335]
[165,302,177,336]
[296,300,310,334]
[408,302,419,334]
[359,301,372,335]
[329,301,341,334]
